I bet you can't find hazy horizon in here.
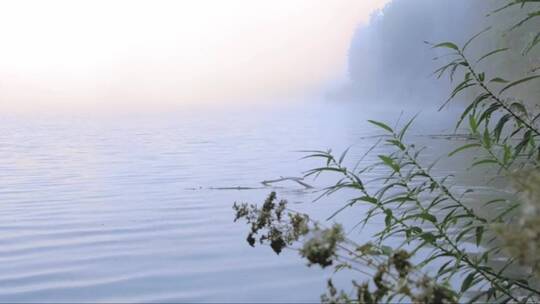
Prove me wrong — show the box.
[0,0,389,113]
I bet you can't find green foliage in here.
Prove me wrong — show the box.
[234,0,540,302]
[346,0,495,103]
[234,193,459,304]
[233,192,309,254]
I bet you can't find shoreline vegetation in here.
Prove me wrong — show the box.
[234,1,540,303]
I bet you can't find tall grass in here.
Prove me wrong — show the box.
[234,1,540,302]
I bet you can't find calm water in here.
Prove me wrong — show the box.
[0,100,462,302]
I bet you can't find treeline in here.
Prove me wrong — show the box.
[344,0,540,105]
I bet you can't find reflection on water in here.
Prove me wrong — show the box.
[0,100,465,302]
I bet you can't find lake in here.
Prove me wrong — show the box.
[0,99,466,302]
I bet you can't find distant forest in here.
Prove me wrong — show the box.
[342,0,540,105]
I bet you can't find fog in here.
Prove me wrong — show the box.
[2,0,538,113]
[2,2,540,302]
[339,0,540,106]
[338,0,492,104]
[0,0,389,113]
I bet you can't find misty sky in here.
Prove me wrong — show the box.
[0,0,389,112]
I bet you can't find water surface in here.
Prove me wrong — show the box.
[0,100,464,302]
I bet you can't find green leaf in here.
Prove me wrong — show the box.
[478,103,501,124]
[409,226,423,234]
[432,60,460,79]
[433,42,459,51]
[419,212,437,223]
[437,260,454,276]
[483,199,506,207]
[510,10,540,31]
[461,272,476,293]
[338,147,350,165]
[386,139,406,150]
[503,145,512,164]
[476,48,509,64]
[420,232,437,244]
[469,115,478,133]
[478,72,485,82]
[490,77,509,84]
[493,114,512,142]
[456,225,474,243]
[483,128,492,149]
[475,226,484,246]
[378,155,400,172]
[456,93,490,130]
[440,79,476,110]
[463,27,491,52]
[471,159,498,167]
[353,196,378,204]
[449,63,461,82]
[367,120,393,133]
[500,75,540,94]
[515,130,533,155]
[384,209,393,228]
[509,102,528,115]
[448,143,481,157]
[398,115,418,140]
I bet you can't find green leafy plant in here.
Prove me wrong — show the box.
[234,1,540,302]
